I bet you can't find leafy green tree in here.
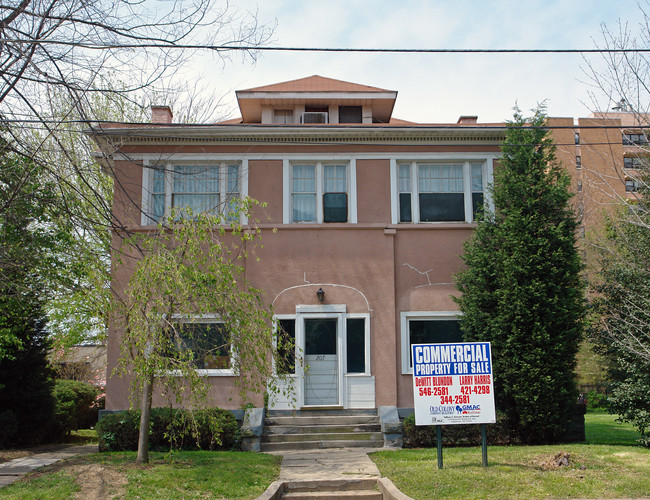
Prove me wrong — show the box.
[590,169,650,447]
[117,203,288,463]
[455,108,586,444]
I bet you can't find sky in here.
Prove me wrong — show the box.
[185,0,646,124]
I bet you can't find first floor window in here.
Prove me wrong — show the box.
[147,162,240,223]
[626,179,640,192]
[291,162,349,223]
[346,318,365,373]
[397,161,487,223]
[276,318,296,375]
[173,320,232,371]
[401,312,463,373]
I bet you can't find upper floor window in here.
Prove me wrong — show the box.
[396,161,487,223]
[626,179,640,192]
[274,109,294,124]
[291,162,349,223]
[147,162,240,223]
[574,132,580,145]
[576,155,582,169]
[623,133,648,146]
[624,156,645,169]
[339,106,362,124]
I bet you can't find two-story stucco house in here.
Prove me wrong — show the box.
[95,75,511,445]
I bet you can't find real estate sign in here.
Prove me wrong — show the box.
[412,342,496,426]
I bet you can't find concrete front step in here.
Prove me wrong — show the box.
[260,438,384,452]
[265,416,379,427]
[263,432,383,443]
[257,478,412,500]
[265,423,381,435]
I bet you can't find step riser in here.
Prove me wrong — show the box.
[265,424,380,435]
[263,432,382,443]
[265,417,379,426]
[260,439,384,452]
[268,409,377,417]
[281,493,382,499]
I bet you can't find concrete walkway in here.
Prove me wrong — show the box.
[271,447,383,481]
[0,444,98,487]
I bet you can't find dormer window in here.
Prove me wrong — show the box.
[339,106,362,124]
[273,109,294,124]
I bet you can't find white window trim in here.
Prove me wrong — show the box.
[390,157,495,224]
[170,314,237,377]
[283,159,357,224]
[141,159,248,226]
[400,311,462,375]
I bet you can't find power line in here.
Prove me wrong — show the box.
[0,38,649,54]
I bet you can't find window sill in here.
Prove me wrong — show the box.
[164,369,238,377]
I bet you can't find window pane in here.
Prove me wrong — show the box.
[323,193,347,222]
[324,164,347,193]
[176,322,230,369]
[174,165,219,193]
[153,194,165,220]
[293,165,316,193]
[305,319,337,355]
[419,193,465,221]
[346,318,365,373]
[399,192,412,222]
[471,163,483,192]
[173,193,220,213]
[277,319,295,375]
[339,106,362,123]
[419,164,463,193]
[472,192,484,218]
[153,168,165,193]
[409,319,463,367]
[228,164,239,194]
[398,164,411,192]
[292,193,316,222]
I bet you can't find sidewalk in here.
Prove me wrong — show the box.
[272,447,382,481]
[0,444,98,487]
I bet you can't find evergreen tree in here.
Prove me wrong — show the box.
[455,108,586,444]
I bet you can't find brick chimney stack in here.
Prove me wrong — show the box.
[457,115,478,124]
[151,105,173,124]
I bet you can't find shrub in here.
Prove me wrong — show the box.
[586,390,608,410]
[52,379,99,437]
[96,407,239,452]
[402,413,517,448]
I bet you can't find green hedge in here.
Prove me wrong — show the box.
[402,412,517,447]
[96,407,240,452]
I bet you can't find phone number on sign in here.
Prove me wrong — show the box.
[460,385,491,395]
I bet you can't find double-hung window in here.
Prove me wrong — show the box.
[172,317,235,375]
[146,162,240,223]
[290,162,349,223]
[396,160,487,223]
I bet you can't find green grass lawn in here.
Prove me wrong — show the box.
[0,451,281,500]
[371,412,650,500]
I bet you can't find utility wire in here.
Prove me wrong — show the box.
[0,38,649,53]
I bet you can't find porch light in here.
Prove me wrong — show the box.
[316,288,325,303]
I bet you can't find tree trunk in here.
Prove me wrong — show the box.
[136,372,154,464]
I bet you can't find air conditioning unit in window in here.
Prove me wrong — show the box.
[301,112,328,124]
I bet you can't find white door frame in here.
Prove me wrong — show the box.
[296,304,346,408]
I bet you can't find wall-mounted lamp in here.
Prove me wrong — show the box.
[316,287,325,303]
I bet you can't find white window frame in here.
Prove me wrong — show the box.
[170,314,237,377]
[283,159,357,224]
[390,157,494,224]
[142,160,248,225]
[400,311,462,375]
[344,313,371,377]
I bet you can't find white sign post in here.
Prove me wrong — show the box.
[411,342,496,467]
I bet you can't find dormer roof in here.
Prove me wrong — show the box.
[235,75,398,123]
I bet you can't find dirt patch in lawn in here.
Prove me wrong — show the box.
[68,463,128,500]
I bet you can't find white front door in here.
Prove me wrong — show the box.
[303,317,339,406]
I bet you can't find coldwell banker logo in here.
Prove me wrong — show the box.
[456,405,481,415]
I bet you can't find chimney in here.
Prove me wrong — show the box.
[151,105,173,124]
[457,115,478,125]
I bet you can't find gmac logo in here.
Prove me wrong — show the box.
[456,405,481,414]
